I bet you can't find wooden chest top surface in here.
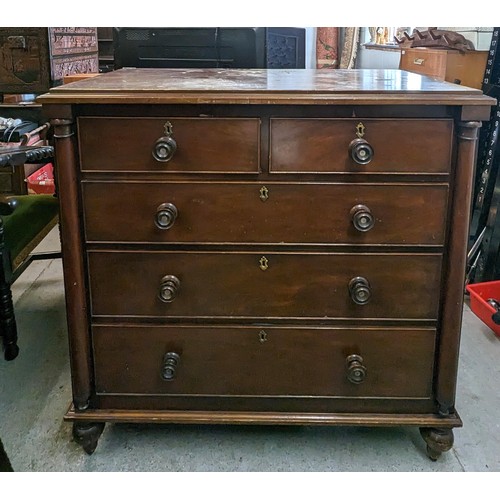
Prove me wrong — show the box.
[36,68,496,106]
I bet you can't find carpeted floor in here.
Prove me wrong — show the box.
[1,227,499,472]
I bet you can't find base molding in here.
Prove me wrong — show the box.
[64,404,463,428]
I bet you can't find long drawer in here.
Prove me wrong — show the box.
[78,117,261,173]
[270,118,453,174]
[87,251,443,320]
[92,325,436,398]
[82,181,449,246]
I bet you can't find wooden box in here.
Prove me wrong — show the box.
[399,47,488,89]
[0,27,98,94]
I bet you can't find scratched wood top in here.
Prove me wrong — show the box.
[37,68,496,106]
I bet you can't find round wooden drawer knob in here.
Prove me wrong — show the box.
[155,202,178,230]
[346,354,367,384]
[349,137,374,165]
[161,352,181,381]
[152,136,177,162]
[350,204,374,232]
[349,276,372,305]
[158,275,181,303]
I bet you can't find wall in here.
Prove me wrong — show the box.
[440,27,493,50]
[302,27,316,68]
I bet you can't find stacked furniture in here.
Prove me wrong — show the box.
[0,27,98,95]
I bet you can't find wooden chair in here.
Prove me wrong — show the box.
[0,145,60,360]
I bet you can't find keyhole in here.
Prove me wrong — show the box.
[164,121,173,136]
[356,122,365,138]
[259,330,268,343]
[259,256,269,271]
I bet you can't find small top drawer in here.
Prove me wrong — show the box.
[270,118,453,174]
[77,117,261,173]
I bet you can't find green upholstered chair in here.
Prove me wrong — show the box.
[0,145,60,360]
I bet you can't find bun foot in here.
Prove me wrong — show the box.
[72,422,105,455]
[420,427,454,461]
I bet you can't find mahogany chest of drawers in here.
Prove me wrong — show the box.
[38,68,495,459]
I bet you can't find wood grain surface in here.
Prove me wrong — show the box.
[82,181,449,246]
[87,251,442,320]
[92,324,436,398]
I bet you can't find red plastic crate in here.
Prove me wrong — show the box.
[26,162,55,195]
[466,280,500,337]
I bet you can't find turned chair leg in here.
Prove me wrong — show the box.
[0,219,19,361]
[0,282,19,361]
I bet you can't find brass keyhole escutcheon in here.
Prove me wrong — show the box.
[259,186,269,202]
[164,121,173,137]
[259,330,268,343]
[356,122,365,138]
[259,256,269,271]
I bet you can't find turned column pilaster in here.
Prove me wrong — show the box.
[436,121,481,416]
[51,118,92,411]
